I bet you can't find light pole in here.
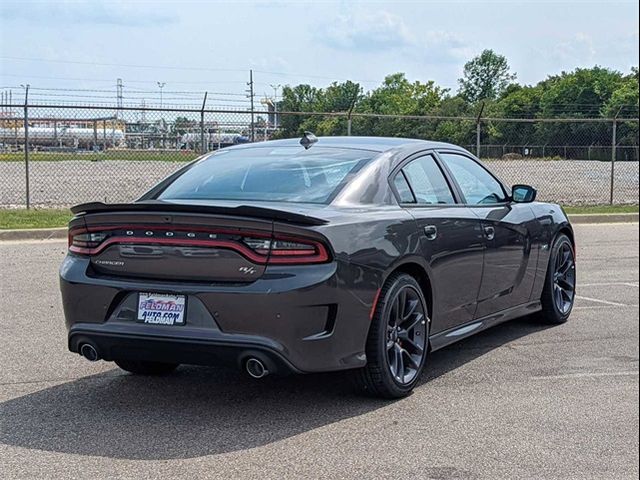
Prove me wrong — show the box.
[270,84,281,129]
[157,82,166,108]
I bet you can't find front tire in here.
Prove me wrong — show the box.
[353,273,429,398]
[538,233,576,324]
[114,359,179,375]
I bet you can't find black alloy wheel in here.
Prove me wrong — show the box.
[553,241,576,315]
[539,233,576,324]
[386,286,427,385]
[354,273,429,398]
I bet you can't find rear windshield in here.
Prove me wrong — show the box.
[157,146,376,204]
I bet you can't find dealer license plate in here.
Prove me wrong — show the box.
[137,293,186,325]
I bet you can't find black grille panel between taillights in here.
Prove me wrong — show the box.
[68,225,330,265]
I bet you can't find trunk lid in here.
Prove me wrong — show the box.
[69,202,330,283]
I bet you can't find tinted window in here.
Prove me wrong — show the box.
[400,155,455,204]
[393,172,415,203]
[158,147,376,204]
[439,153,506,205]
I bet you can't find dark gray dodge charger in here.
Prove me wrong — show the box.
[60,135,576,398]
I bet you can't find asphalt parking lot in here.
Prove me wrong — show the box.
[0,223,638,479]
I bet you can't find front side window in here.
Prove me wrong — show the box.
[157,147,376,204]
[439,153,506,205]
[396,154,455,205]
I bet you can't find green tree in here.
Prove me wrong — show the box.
[275,81,362,137]
[537,66,628,146]
[604,69,640,152]
[424,96,475,145]
[485,84,543,145]
[302,81,362,136]
[356,73,447,137]
[603,68,639,118]
[170,116,196,136]
[458,49,517,103]
[275,84,321,138]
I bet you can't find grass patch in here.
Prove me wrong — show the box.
[0,208,73,229]
[563,204,639,214]
[0,151,200,162]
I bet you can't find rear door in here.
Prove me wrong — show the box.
[390,152,485,334]
[436,151,538,318]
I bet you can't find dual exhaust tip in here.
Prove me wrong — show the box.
[245,357,269,379]
[79,343,271,379]
[79,343,100,362]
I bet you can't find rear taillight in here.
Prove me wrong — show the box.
[243,236,329,264]
[68,227,109,253]
[68,225,330,265]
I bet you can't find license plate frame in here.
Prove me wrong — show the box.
[137,292,186,326]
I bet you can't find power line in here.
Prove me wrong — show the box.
[0,56,380,84]
[0,73,263,86]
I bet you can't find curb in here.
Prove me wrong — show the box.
[0,213,637,241]
[567,213,639,224]
[0,228,67,241]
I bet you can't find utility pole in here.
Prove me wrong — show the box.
[200,92,208,154]
[247,70,255,142]
[476,102,486,158]
[157,82,166,108]
[116,78,123,118]
[346,89,359,136]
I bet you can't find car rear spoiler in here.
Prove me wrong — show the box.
[70,201,329,226]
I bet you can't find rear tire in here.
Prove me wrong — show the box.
[114,359,179,375]
[538,233,576,324]
[352,273,430,399]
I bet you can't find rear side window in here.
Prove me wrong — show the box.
[396,154,455,205]
[393,173,415,203]
[157,147,376,204]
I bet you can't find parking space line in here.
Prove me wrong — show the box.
[533,371,639,380]
[580,282,639,288]
[576,295,628,307]
[574,304,638,310]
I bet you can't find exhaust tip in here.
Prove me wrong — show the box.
[245,357,269,379]
[79,343,100,362]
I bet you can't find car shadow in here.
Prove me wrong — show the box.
[0,316,550,460]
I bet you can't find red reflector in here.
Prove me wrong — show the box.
[369,288,382,320]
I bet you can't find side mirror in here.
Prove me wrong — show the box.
[511,184,537,203]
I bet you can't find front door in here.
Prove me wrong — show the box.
[470,204,538,317]
[436,151,538,319]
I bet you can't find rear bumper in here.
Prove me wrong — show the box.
[60,254,380,373]
[69,323,301,374]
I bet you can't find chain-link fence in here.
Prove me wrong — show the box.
[0,103,638,207]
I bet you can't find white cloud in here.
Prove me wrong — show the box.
[316,9,468,65]
[551,33,597,64]
[318,10,415,52]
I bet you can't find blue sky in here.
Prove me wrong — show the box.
[0,0,638,104]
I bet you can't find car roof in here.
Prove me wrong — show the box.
[226,136,466,153]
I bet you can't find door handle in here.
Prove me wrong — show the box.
[424,225,438,240]
[483,225,495,241]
